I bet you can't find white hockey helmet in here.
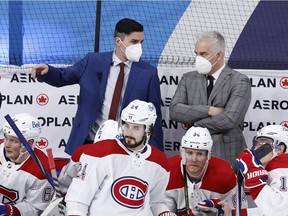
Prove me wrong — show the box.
[256,125,288,151]
[181,126,213,156]
[121,100,157,128]
[94,119,120,142]
[121,99,157,143]
[3,113,41,145]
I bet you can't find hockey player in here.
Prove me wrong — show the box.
[0,113,54,216]
[65,100,170,216]
[236,124,288,216]
[41,119,120,216]
[58,119,120,194]
[159,126,248,216]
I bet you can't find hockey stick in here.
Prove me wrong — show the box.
[0,92,2,110]
[4,114,55,188]
[46,148,66,216]
[236,170,243,216]
[181,149,189,216]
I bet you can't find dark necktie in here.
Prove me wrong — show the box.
[108,63,125,120]
[207,75,214,98]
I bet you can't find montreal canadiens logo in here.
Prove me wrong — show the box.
[111,176,148,209]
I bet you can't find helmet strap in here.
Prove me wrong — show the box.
[13,145,29,163]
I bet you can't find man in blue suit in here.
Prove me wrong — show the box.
[31,18,163,155]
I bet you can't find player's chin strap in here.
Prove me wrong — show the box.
[12,144,30,164]
[144,127,152,145]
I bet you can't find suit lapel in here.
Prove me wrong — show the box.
[100,52,113,103]
[198,73,208,104]
[209,66,232,101]
[122,63,139,108]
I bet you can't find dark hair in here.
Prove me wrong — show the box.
[280,143,287,153]
[149,124,155,138]
[114,18,143,38]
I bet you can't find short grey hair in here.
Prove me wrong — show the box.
[196,31,225,54]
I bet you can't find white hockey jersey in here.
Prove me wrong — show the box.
[65,139,170,216]
[249,153,288,216]
[0,144,54,216]
[162,155,248,216]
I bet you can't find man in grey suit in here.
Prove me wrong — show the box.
[169,31,251,170]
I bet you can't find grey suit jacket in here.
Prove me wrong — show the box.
[169,65,251,167]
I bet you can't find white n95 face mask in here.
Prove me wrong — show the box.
[195,56,212,75]
[125,43,142,62]
[195,53,218,75]
[120,39,142,62]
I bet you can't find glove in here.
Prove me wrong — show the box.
[58,161,81,193]
[235,148,268,188]
[197,198,224,216]
[0,204,20,216]
[177,209,195,216]
[158,211,177,216]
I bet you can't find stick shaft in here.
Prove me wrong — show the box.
[181,149,189,216]
[236,171,243,216]
[183,164,190,216]
[46,148,62,197]
[46,148,66,216]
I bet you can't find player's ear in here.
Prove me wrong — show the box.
[27,139,34,148]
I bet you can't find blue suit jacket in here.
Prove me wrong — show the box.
[38,52,163,155]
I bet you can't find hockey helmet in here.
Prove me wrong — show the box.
[3,113,41,144]
[121,100,156,143]
[181,126,213,154]
[94,119,120,142]
[256,125,288,152]
[121,99,156,130]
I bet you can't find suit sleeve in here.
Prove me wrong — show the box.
[195,74,251,134]
[36,53,90,87]
[169,73,210,123]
